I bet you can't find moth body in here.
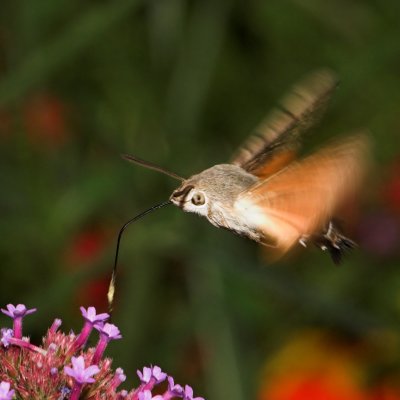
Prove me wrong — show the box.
[128,69,369,263]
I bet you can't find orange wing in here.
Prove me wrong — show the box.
[236,135,370,254]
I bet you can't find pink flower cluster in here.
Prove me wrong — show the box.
[0,304,204,400]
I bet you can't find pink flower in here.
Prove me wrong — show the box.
[80,306,109,324]
[1,304,36,339]
[138,390,164,400]
[0,382,14,400]
[184,385,205,400]
[64,356,100,384]
[1,304,36,319]
[92,322,122,364]
[137,366,167,385]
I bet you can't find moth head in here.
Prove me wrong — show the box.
[170,164,258,218]
[170,182,209,216]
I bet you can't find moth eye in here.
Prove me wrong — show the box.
[191,192,205,206]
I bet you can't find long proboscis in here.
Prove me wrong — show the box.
[107,200,172,314]
[122,154,185,182]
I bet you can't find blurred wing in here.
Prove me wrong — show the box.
[236,135,369,253]
[231,69,339,179]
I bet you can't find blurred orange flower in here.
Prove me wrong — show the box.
[258,331,400,400]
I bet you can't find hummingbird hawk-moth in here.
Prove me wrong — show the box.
[107,69,369,311]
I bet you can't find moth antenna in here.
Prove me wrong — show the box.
[107,200,172,315]
[122,154,185,182]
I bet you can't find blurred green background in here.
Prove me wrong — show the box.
[1,1,400,399]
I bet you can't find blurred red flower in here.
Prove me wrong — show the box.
[382,159,400,214]
[64,227,112,311]
[65,229,108,267]
[23,92,70,148]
